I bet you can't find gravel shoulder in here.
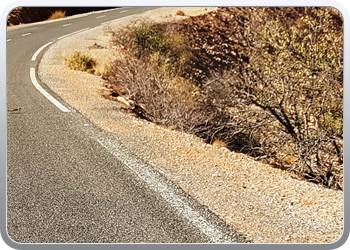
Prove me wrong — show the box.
[38,7,344,243]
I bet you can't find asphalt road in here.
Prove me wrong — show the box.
[6,7,244,245]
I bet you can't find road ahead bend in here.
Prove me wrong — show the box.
[6,7,241,244]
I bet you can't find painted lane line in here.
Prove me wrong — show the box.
[120,10,128,13]
[96,138,235,243]
[30,68,71,113]
[96,15,106,19]
[22,33,32,37]
[57,27,90,40]
[7,39,11,42]
[62,23,71,27]
[31,41,53,61]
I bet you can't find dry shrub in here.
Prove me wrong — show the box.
[64,51,96,72]
[240,7,342,188]
[112,18,171,58]
[108,55,221,134]
[111,18,193,77]
[93,62,113,77]
[46,10,66,21]
[195,7,343,189]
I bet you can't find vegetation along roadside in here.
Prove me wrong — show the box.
[64,7,343,190]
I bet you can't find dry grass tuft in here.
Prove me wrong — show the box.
[64,51,96,72]
[46,10,66,21]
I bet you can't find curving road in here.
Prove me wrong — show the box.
[6,7,243,245]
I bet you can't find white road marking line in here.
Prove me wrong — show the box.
[96,138,234,243]
[22,33,32,37]
[31,41,53,61]
[96,15,106,19]
[120,10,128,13]
[62,23,71,27]
[57,27,90,40]
[7,39,11,42]
[30,68,71,113]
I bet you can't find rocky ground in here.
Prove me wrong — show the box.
[37,7,343,243]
